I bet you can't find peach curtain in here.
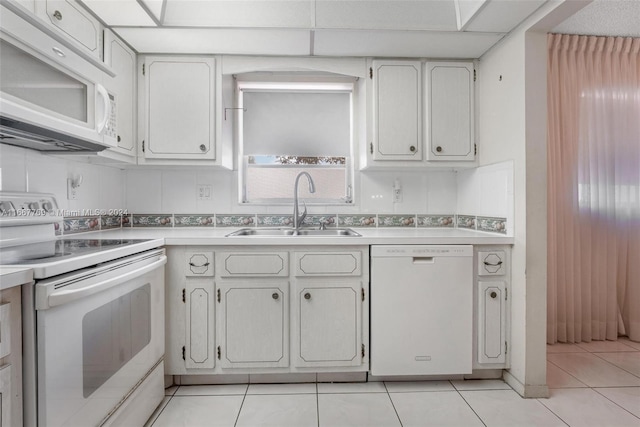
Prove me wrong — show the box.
[547,33,640,344]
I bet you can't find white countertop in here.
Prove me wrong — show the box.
[81,227,514,246]
[0,266,34,290]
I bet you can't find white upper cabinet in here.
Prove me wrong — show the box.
[140,56,217,161]
[371,60,422,161]
[34,0,103,60]
[103,30,136,160]
[425,61,475,161]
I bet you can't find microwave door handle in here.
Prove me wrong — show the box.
[95,83,111,134]
[45,256,167,308]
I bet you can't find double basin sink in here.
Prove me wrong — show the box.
[226,228,361,237]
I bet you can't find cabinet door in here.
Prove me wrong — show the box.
[425,62,475,161]
[372,60,422,161]
[295,281,362,368]
[0,364,12,427]
[478,281,506,365]
[144,56,216,160]
[218,281,289,368]
[185,280,215,369]
[104,30,135,155]
[36,0,102,59]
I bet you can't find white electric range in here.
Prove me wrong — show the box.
[0,192,166,427]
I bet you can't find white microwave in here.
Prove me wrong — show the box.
[0,6,116,152]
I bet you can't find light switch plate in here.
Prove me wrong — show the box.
[67,179,77,200]
[197,185,212,200]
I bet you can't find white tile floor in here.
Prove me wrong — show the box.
[146,339,640,426]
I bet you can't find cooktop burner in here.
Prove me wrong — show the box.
[0,239,151,265]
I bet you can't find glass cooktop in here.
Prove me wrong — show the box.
[0,239,151,265]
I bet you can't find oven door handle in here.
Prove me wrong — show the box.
[47,256,167,308]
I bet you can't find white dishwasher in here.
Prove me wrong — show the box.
[371,245,473,376]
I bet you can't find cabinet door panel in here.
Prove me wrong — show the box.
[296,282,362,367]
[105,31,135,153]
[43,0,101,56]
[185,280,215,369]
[478,281,506,364]
[145,57,215,159]
[372,60,422,161]
[426,62,474,161]
[219,282,289,368]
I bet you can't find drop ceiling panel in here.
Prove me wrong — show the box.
[313,29,504,58]
[114,28,311,55]
[161,0,314,28]
[464,0,546,32]
[455,0,487,30]
[315,0,458,30]
[81,0,157,26]
[140,0,163,22]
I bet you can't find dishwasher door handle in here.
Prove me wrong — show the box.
[412,257,435,264]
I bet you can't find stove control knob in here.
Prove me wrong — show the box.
[42,201,53,211]
[0,201,14,214]
[28,202,40,210]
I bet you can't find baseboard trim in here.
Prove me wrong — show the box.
[503,371,549,398]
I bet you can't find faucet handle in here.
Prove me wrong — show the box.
[298,202,308,226]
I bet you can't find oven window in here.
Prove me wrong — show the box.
[82,284,151,397]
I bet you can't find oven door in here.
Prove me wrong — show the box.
[34,249,166,427]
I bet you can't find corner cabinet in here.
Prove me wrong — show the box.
[138,56,226,165]
[425,62,475,161]
[101,30,136,163]
[371,60,423,161]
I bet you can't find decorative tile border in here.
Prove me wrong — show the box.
[174,215,215,227]
[338,215,376,227]
[101,215,122,230]
[417,215,455,227]
[477,216,507,234]
[257,215,293,227]
[378,215,416,227]
[132,214,173,227]
[457,215,477,230]
[63,216,101,234]
[216,214,255,227]
[59,211,508,236]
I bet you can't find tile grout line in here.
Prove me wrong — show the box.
[591,387,640,421]
[536,397,572,426]
[590,350,640,380]
[452,381,488,427]
[547,358,589,388]
[316,376,320,427]
[382,381,404,427]
[233,384,249,427]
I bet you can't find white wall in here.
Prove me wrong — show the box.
[124,167,459,215]
[477,0,588,398]
[0,144,126,212]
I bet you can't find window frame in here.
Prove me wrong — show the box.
[236,78,355,206]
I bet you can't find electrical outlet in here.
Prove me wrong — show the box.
[197,185,212,200]
[67,178,77,200]
[393,188,403,203]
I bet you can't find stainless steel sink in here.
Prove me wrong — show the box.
[226,228,361,237]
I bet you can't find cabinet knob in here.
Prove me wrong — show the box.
[53,10,62,20]
[409,145,416,152]
[304,292,311,300]
[199,144,206,152]
[272,292,279,300]
[490,291,497,299]
[117,135,121,142]
[436,146,443,153]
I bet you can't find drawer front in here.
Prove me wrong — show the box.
[185,251,214,277]
[295,252,362,277]
[218,252,289,277]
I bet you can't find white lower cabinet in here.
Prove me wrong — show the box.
[474,246,510,369]
[217,281,289,369]
[295,281,363,368]
[165,245,368,376]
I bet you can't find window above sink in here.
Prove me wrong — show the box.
[236,76,355,206]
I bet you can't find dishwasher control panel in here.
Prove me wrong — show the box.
[371,245,473,257]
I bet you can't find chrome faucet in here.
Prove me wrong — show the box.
[293,171,315,232]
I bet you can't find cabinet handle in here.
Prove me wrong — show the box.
[272,293,279,300]
[117,135,121,143]
[436,146,443,153]
[409,145,416,152]
[189,262,210,267]
[484,260,503,266]
[304,292,311,300]
[199,144,206,152]
[53,10,62,20]
[490,291,497,299]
